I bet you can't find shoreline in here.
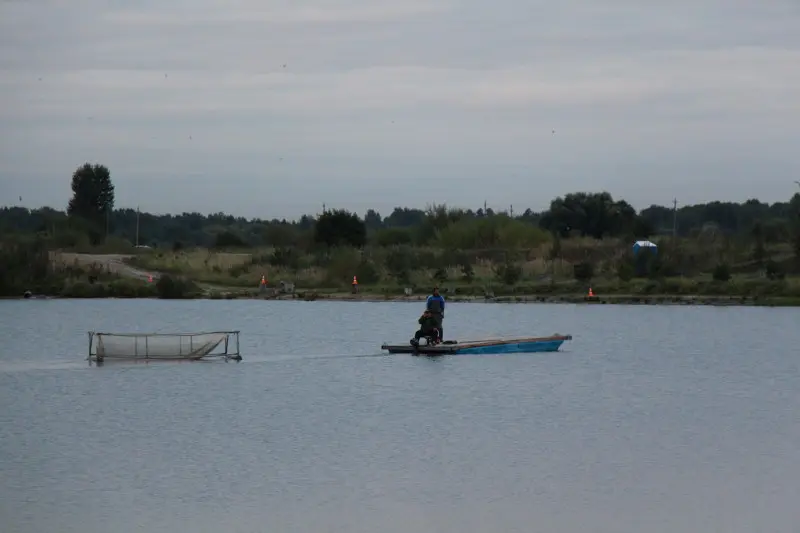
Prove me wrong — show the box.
[7,291,800,307]
[259,292,800,307]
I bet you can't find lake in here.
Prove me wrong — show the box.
[1,299,799,533]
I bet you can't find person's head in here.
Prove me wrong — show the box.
[432,286,439,296]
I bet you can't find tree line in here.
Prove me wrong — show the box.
[2,163,799,252]
[2,162,800,297]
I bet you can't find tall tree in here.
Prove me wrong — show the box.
[363,209,383,230]
[790,193,800,268]
[314,209,367,247]
[539,191,637,238]
[67,163,115,224]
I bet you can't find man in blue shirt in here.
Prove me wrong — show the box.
[425,286,445,342]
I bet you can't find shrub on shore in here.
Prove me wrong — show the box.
[61,278,157,298]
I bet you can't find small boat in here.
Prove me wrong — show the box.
[381,334,572,355]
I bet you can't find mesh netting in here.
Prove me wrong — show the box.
[95,332,229,359]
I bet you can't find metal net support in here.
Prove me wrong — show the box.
[90,331,240,361]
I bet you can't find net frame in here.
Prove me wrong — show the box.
[87,330,241,362]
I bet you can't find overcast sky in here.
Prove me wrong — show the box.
[2,0,799,220]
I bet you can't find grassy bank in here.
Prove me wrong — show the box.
[11,270,800,307]
[111,243,800,306]
[6,238,800,306]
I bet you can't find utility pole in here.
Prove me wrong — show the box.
[672,198,678,239]
[672,198,682,278]
[510,204,513,217]
[135,206,140,247]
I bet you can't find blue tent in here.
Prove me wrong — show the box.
[632,240,657,255]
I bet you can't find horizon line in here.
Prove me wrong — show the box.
[3,193,800,224]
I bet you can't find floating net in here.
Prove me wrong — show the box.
[93,331,233,360]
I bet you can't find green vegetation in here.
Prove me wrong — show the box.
[67,162,116,246]
[0,236,153,298]
[3,162,800,304]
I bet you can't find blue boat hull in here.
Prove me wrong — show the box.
[453,339,565,355]
[381,334,572,355]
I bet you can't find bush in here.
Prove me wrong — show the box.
[214,230,248,248]
[573,261,594,282]
[765,259,785,280]
[315,209,367,248]
[436,216,549,249]
[324,247,362,286]
[155,274,199,298]
[106,279,157,298]
[385,247,411,283]
[373,228,413,246]
[617,260,634,281]
[712,263,731,282]
[227,262,252,277]
[633,249,657,277]
[0,237,53,296]
[461,262,475,283]
[62,280,108,298]
[355,259,381,285]
[269,247,301,270]
[494,261,522,285]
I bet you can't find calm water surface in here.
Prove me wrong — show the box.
[1,299,799,533]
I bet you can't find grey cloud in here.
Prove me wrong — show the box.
[1,0,799,219]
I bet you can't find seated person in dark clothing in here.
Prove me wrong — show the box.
[410,310,441,346]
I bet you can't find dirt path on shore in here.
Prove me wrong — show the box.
[53,253,160,282]
[53,253,236,294]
